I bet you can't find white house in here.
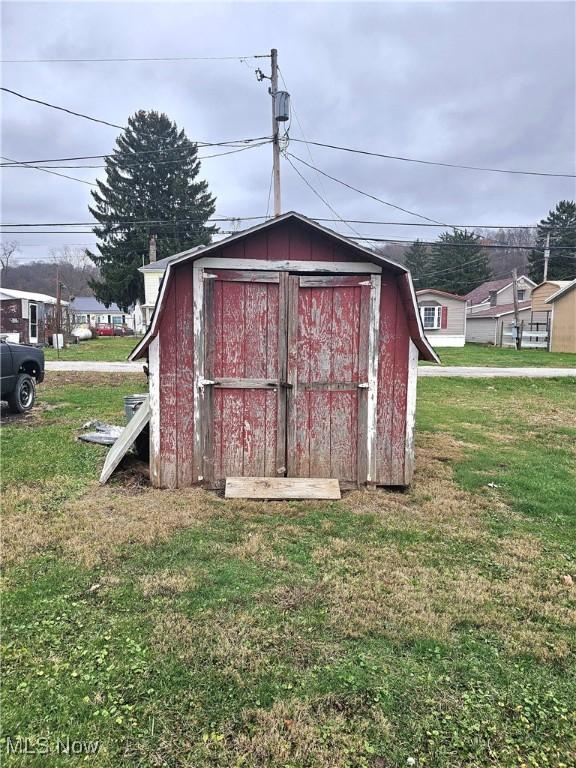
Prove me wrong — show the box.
[139,247,203,327]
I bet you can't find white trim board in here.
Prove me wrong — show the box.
[148,337,160,487]
[404,339,419,484]
[194,257,381,273]
[366,274,381,483]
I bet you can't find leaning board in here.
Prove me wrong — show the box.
[99,396,150,484]
[225,477,341,500]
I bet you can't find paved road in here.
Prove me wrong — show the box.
[45,361,576,378]
[418,366,576,378]
[46,361,145,373]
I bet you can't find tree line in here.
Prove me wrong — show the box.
[393,200,575,296]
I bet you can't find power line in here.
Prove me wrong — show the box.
[1,54,271,64]
[287,152,446,226]
[1,87,124,129]
[343,237,575,250]
[278,66,345,230]
[0,216,267,227]
[0,137,271,166]
[1,216,573,232]
[412,254,566,284]
[3,226,574,251]
[290,138,576,179]
[0,155,97,187]
[0,140,271,169]
[286,155,362,237]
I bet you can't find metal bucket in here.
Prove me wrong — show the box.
[124,394,148,424]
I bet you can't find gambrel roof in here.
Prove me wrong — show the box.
[129,212,439,363]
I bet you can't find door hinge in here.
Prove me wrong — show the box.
[357,382,369,389]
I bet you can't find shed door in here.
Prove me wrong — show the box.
[286,274,380,485]
[203,270,287,484]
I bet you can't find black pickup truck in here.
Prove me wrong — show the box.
[0,339,45,413]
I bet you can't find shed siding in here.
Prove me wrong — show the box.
[156,264,195,489]
[550,290,576,352]
[374,276,411,485]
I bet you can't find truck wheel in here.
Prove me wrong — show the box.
[8,374,36,413]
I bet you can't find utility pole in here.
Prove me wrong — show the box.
[55,265,61,360]
[270,48,281,217]
[511,268,521,350]
[543,232,550,281]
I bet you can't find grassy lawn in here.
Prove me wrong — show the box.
[423,343,576,368]
[1,374,575,766]
[44,336,142,362]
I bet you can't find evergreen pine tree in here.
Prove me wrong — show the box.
[403,239,430,286]
[429,229,491,295]
[527,200,576,282]
[89,110,217,310]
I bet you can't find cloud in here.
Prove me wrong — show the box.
[2,0,574,264]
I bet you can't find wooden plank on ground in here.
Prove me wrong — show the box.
[225,477,341,500]
[100,397,150,484]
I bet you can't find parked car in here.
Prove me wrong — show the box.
[93,324,115,337]
[0,338,45,413]
[113,325,135,337]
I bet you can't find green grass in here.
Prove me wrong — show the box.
[422,343,576,367]
[2,374,575,766]
[44,336,141,362]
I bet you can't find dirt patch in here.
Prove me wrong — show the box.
[139,569,196,597]
[206,696,390,768]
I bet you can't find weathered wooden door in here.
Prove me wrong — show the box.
[286,274,380,485]
[202,269,379,486]
[202,270,287,484]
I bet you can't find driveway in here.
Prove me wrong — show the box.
[45,361,576,377]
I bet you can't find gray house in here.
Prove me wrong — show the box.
[416,289,466,347]
[465,276,536,346]
[70,297,136,330]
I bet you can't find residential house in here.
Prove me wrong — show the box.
[465,275,536,314]
[546,279,576,353]
[416,289,466,347]
[70,296,135,330]
[139,247,204,328]
[0,288,68,344]
[465,301,532,345]
[465,275,536,346]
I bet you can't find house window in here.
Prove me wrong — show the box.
[517,289,526,301]
[420,306,441,330]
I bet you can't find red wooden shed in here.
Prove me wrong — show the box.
[131,213,438,490]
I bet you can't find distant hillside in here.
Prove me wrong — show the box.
[1,260,99,298]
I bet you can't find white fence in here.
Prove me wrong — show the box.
[502,323,549,349]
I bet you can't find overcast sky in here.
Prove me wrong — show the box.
[1,0,575,265]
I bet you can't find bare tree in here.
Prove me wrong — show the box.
[475,227,536,276]
[1,240,21,282]
[49,245,94,271]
